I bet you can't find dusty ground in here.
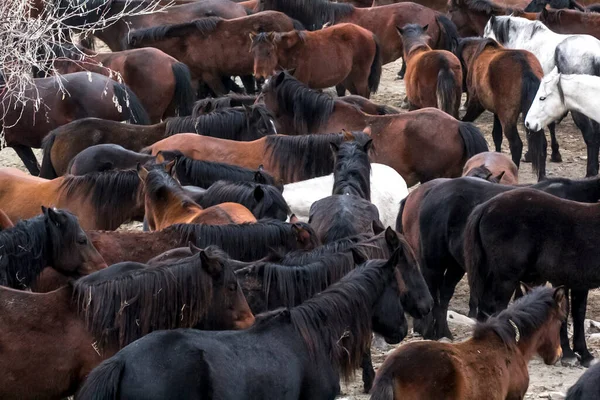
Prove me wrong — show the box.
[0,56,597,398]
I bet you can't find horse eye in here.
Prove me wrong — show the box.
[539,96,546,101]
[77,237,88,245]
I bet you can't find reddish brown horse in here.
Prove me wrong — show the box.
[0,168,144,230]
[53,45,194,122]
[250,23,381,98]
[371,286,566,400]
[398,24,462,117]
[456,37,554,180]
[144,108,489,186]
[1,72,149,175]
[125,12,301,95]
[139,164,257,230]
[538,8,600,39]
[462,152,519,184]
[0,246,253,399]
[0,209,13,231]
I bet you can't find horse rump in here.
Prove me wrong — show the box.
[112,81,151,125]
[170,62,195,116]
[457,122,489,159]
[368,35,383,93]
[76,356,125,400]
[40,131,58,179]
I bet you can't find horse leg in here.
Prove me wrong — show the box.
[397,57,406,80]
[414,262,442,339]
[202,73,227,97]
[572,289,594,367]
[437,264,466,340]
[240,75,257,94]
[461,100,484,123]
[548,122,562,162]
[360,349,375,393]
[12,145,40,175]
[572,112,600,177]
[335,84,347,97]
[501,121,523,169]
[558,288,577,365]
[492,114,503,152]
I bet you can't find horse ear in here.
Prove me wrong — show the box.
[164,160,176,175]
[254,170,267,184]
[274,71,285,87]
[341,128,354,141]
[289,214,299,223]
[384,226,400,250]
[200,250,222,277]
[43,207,61,226]
[541,7,548,17]
[253,186,265,202]
[243,104,252,114]
[292,223,312,246]
[249,32,257,41]
[553,286,566,305]
[188,242,202,254]
[137,163,149,181]
[396,26,404,36]
[519,282,534,295]
[286,67,297,76]
[267,31,276,41]
[495,171,506,182]
[372,219,385,235]
[155,151,166,164]
[363,126,372,136]
[363,139,373,153]
[422,24,429,31]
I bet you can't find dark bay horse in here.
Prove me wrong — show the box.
[67,144,154,175]
[0,246,253,399]
[398,24,462,117]
[448,0,531,36]
[566,361,600,399]
[398,175,600,340]
[139,164,257,230]
[464,188,600,366]
[0,208,106,290]
[0,168,144,230]
[53,45,194,122]
[371,286,566,400]
[462,151,519,184]
[144,108,489,186]
[1,72,149,175]
[125,12,302,95]
[250,23,381,98]
[538,8,600,40]
[456,37,555,180]
[77,251,407,400]
[89,220,319,265]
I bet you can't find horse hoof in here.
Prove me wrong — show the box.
[561,356,579,367]
[580,355,596,368]
[551,153,563,163]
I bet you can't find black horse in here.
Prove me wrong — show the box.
[67,144,154,175]
[0,207,106,289]
[566,361,600,398]
[77,249,407,400]
[192,94,258,116]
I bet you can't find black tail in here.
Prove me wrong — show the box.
[368,35,382,93]
[370,374,395,400]
[463,202,487,309]
[520,65,546,181]
[170,62,194,116]
[436,58,460,118]
[112,81,151,125]
[76,357,125,400]
[40,131,58,179]
[458,122,489,159]
[395,198,406,233]
[435,14,460,53]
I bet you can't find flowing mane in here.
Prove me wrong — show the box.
[473,286,565,348]
[332,137,372,200]
[259,0,354,29]
[192,94,258,116]
[126,17,222,47]
[59,170,143,230]
[72,246,229,351]
[487,16,548,45]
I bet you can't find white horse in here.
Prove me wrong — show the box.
[526,69,600,131]
[283,163,408,228]
[484,15,600,177]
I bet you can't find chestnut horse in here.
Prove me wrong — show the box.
[397,24,462,117]
[139,164,257,230]
[538,8,600,40]
[144,108,489,187]
[456,37,554,180]
[462,151,519,184]
[250,23,382,98]
[0,209,14,230]
[0,168,144,230]
[371,286,566,400]
[125,12,302,95]
[0,246,253,399]
[52,45,194,122]
[1,72,149,175]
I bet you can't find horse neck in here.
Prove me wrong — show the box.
[560,76,600,122]
[403,40,431,63]
[146,193,203,229]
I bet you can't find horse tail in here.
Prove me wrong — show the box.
[112,81,151,125]
[463,202,487,310]
[436,58,459,118]
[170,62,194,116]
[368,35,382,93]
[40,131,58,179]
[76,357,125,400]
[457,121,489,160]
[435,14,460,53]
[376,104,400,115]
[520,64,546,179]
[370,375,394,400]
[395,197,406,233]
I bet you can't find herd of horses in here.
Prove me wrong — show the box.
[5,0,600,398]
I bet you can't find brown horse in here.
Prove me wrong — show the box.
[0,246,253,399]
[0,209,14,231]
[0,72,149,175]
[538,7,600,39]
[139,164,257,230]
[144,109,488,186]
[448,0,534,36]
[456,37,555,180]
[250,23,381,98]
[0,168,144,230]
[398,24,462,117]
[125,12,301,95]
[462,151,519,184]
[52,45,194,122]
[371,286,566,400]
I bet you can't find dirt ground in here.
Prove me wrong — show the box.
[0,57,597,398]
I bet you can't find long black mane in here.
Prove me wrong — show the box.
[192,94,258,116]
[59,170,143,230]
[263,72,335,134]
[72,246,228,351]
[473,286,563,347]
[126,17,222,47]
[171,220,319,261]
[144,167,193,205]
[332,136,372,200]
[259,0,354,30]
